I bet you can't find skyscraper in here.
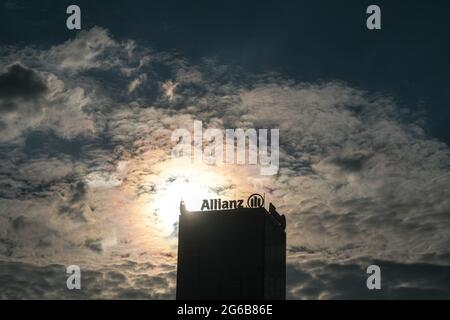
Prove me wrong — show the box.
[176,199,286,300]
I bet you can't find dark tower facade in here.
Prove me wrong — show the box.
[176,202,286,300]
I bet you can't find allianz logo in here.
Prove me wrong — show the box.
[200,193,265,211]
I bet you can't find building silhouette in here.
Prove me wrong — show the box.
[176,200,286,300]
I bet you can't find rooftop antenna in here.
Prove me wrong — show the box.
[263,192,266,209]
[180,198,187,214]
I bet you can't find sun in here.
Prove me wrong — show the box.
[152,178,215,226]
[145,159,232,232]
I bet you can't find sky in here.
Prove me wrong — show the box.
[0,0,449,299]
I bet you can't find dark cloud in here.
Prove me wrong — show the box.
[58,181,91,223]
[0,238,15,257]
[71,181,87,204]
[11,216,28,231]
[287,259,450,300]
[0,63,47,112]
[330,151,372,172]
[24,131,85,158]
[84,238,103,253]
[0,260,175,299]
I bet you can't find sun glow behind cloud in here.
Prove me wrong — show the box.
[144,158,241,232]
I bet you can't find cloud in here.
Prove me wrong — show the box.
[0,260,175,299]
[224,81,450,263]
[287,258,450,299]
[329,151,372,172]
[161,80,179,101]
[128,74,147,94]
[84,238,103,253]
[47,27,118,72]
[0,62,97,143]
[0,26,449,299]
[0,63,48,110]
